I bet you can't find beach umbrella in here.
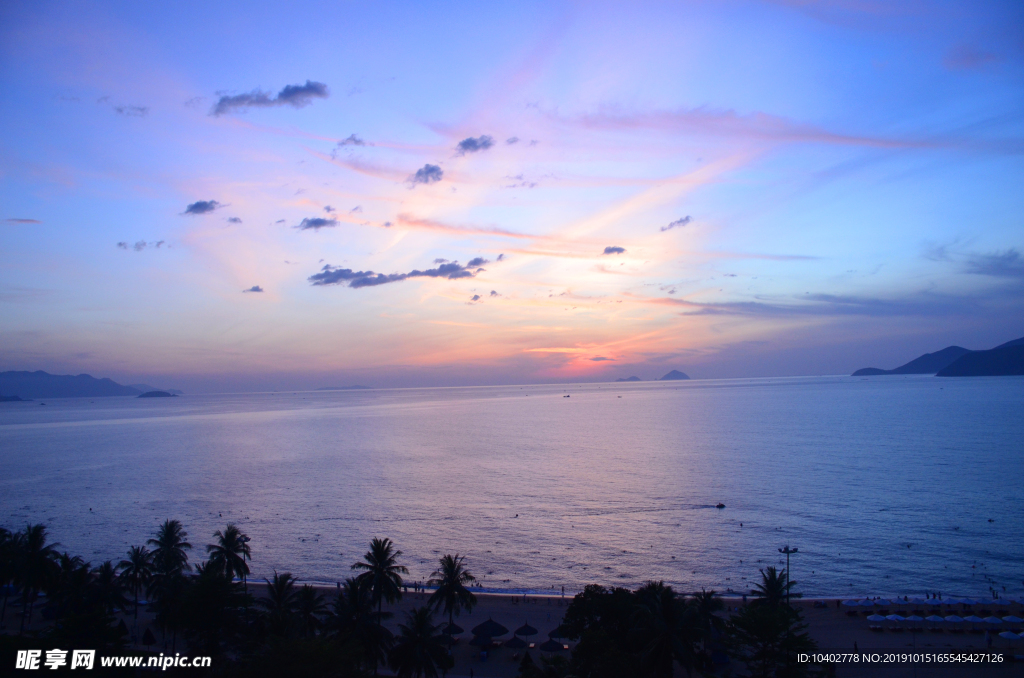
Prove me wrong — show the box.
[875,599,892,606]
[515,622,538,637]
[925,615,945,623]
[1001,616,1023,624]
[867,614,886,622]
[998,632,1020,640]
[992,598,1011,606]
[472,618,509,637]
[549,624,570,639]
[441,622,464,635]
[963,615,985,627]
[842,600,862,607]
[469,635,492,647]
[984,616,1003,625]
[504,636,527,649]
[885,615,905,622]
[860,600,876,607]
[539,639,564,652]
[944,615,964,623]
[905,615,923,623]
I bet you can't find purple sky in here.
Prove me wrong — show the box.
[1,1,1022,391]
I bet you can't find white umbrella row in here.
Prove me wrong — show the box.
[869,614,1022,625]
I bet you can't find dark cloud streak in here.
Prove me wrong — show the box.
[211,80,329,116]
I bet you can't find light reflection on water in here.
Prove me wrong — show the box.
[2,376,1022,598]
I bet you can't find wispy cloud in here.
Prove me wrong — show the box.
[590,356,614,361]
[296,217,337,231]
[661,216,691,232]
[408,164,443,185]
[211,80,329,116]
[309,258,493,289]
[182,200,221,215]
[227,217,242,224]
[603,246,625,255]
[455,135,494,155]
[243,285,264,293]
[5,218,41,224]
[964,248,1024,279]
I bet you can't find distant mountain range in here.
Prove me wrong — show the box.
[0,371,182,399]
[615,376,642,382]
[853,336,1024,377]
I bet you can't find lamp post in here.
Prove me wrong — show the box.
[778,546,798,606]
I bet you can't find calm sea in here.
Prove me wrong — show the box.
[2,376,1022,599]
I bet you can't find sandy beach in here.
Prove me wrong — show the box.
[8,584,1023,677]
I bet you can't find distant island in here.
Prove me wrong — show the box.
[129,383,184,395]
[659,370,690,380]
[317,385,372,390]
[138,391,177,398]
[615,376,641,382]
[853,335,1024,377]
[0,395,31,402]
[0,371,182,399]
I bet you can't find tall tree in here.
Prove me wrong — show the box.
[427,554,477,637]
[728,567,817,678]
[330,577,394,675]
[118,545,153,630]
[14,524,59,634]
[388,606,453,678]
[146,520,192,652]
[260,570,299,638]
[147,519,192,577]
[91,560,129,616]
[749,566,797,609]
[352,537,408,621]
[0,527,16,630]
[207,524,252,591]
[295,584,329,638]
[633,581,699,678]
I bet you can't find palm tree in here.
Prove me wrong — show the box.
[92,560,129,616]
[0,527,17,630]
[692,588,725,667]
[633,581,699,677]
[206,524,251,592]
[118,545,153,630]
[295,584,329,637]
[14,524,60,634]
[330,577,394,674]
[147,519,191,577]
[260,570,299,637]
[50,552,90,623]
[388,606,453,678]
[352,537,408,621]
[750,567,797,609]
[427,554,477,637]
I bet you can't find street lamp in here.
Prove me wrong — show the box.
[778,546,798,606]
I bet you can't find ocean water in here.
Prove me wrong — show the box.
[1,376,1022,599]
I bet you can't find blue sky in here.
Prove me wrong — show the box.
[1,0,1022,391]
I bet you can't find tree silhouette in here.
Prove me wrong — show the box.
[118,545,153,633]
[427,553,477,639]
[388,606,453,678]
[14,524,60,634]
[352,537,408,619]
[207,524,252,592]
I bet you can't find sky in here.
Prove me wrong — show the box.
[1,0,1023,392]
